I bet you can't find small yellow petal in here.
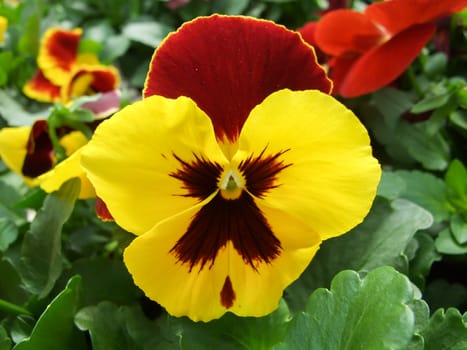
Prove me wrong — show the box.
[81,95,229,235]
[59,131,88,156]
[0,126,30,176]
[39,148,95,199]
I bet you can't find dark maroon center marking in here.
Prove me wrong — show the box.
[169,149,290,271]
[220,276,236,309]
[22,120,55,177]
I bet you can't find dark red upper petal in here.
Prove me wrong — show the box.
[144,15,331,141]
[337,23,435,98]
[314,9,384,56]
[365,0,467,36]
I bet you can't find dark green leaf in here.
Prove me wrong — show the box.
[0,325,12,350]
[174,299,290,350]
[19,178,80,298]
[421,308,467,350]
[0,217,18,252]
[100,35,131,63]
[396,170,452,223]
[408,233,441,289]
[423,52,447,78]
[75,301,177,350]
[406,299,430,350]
[286,197,432,311]
[12,276,85,350]
[277,267,415,350]
[62,257,141,306]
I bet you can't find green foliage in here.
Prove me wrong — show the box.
[1,0,467,348]
[19,178,80,298]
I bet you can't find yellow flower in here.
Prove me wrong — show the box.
[81,90,380,320]
[0,16,7,44]
[80,15,381,321]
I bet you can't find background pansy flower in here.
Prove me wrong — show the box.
[23,27,120,104]
[0,120,91,194]
[301,0,467,97]
[0,16,7,44]
[81,15,381,321]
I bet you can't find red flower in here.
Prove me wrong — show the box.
[302,0,467,97]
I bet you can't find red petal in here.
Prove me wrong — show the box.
[23,70,61,103]
[95,196,114,222]
[22,120,54,178]
[144,15,331,141]
[365,0,467,35]
[297,22,328,63]
[337,23,436,98]
[314,9,384,56]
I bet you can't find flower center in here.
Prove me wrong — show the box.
[219,169,244,200]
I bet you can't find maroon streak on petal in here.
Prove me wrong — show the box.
[169,153,223,200]
[239,148,291,198]
[220,276,236,309]
[144,15,331,141]
[170,191,281,272]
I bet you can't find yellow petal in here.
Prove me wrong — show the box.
[0,16,7,44]
[81,95,229,235]
[236,89,381,240]
[0,126,30,176]
[39,148,95,199]
[124,198,320,321]
[59,130,88,156]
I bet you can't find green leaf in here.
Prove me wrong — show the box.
[13,276,86,350]
[62,257,141,306]
[450,214,467,244]
[435,228,467,255]
[408,233,441,289]
[377,170,406,200]
[423,52,447,78]
[122,21,173,47]
[286,197,432,311]
[0,217,18,252]
[445,159,467,199]
[407,299,430,350]
[75,301,178,350]
[396,170,452,223]
[210,0,250,15]
[174,299,290,350]
[276,267,415,350]
[19,178,80,298]
[398,121,451,171]
[0,325,12,350]
[421,308,467,350]
[100,35,131,63]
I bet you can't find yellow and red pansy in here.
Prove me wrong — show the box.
[0,119,94,198]
[23,27,120,104]
[81,15,381,321]
[301,0,467,97]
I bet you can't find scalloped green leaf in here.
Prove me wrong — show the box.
[12,276,86,350]
[19,178,80,298]
[421,308,467,350]
[174,299,290,350]
[435,228,467,255]
[276,267,415,350]
[286,197,432,311]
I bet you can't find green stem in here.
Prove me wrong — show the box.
[0,298,32,316]
[406,66,423,97]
